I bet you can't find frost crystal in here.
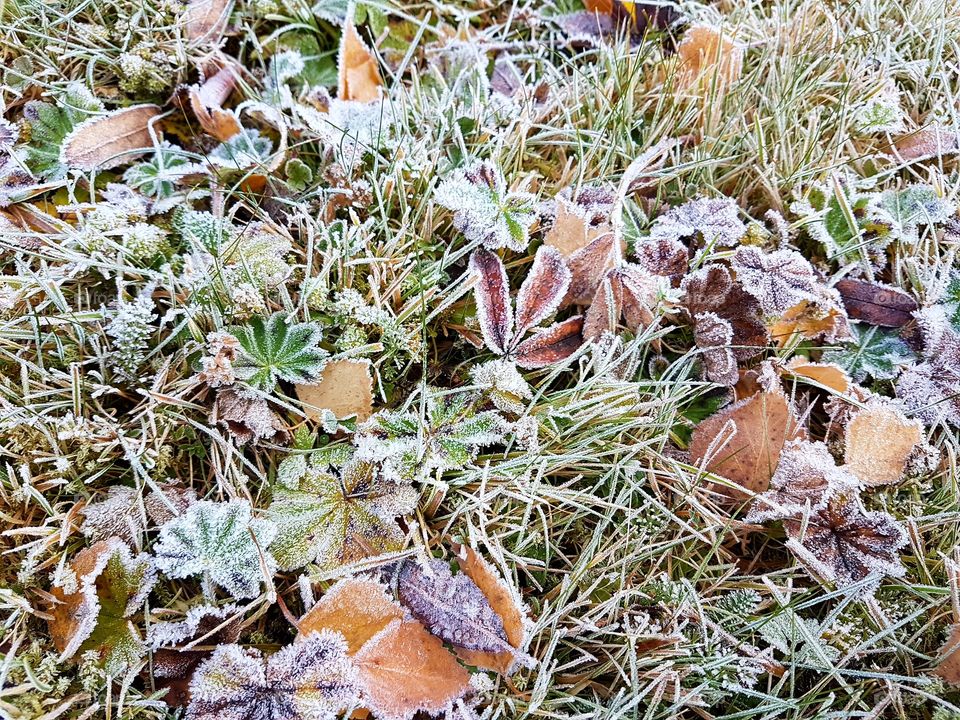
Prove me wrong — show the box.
[434,160,536,252]
[470,359,532,414]
[647,196,746,248]
[187,632,359,720]
[105,285,156,377]
[731,246,820,315]
[153,499,278,599]
[758,607,839,669]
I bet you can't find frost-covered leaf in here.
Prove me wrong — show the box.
[338,17,383,103]
[633,236,689,278]
[233,313,329,393]
[512,315,584,369]
[675,25,744,93]
[835,278,917,328]
[298,578,404,653]
[647,196,745,248]
[843,401,922,486]
[296,359,374,423]
[682,264,768,361]
[82,484,196,543]
[544,187,613,257]
[153,500,277,599]
[562,232,621,307]
[355,619,471,720]
[933,624,960,687]
[62,104,162,171]
[747,440,858,523]
[267,457,415,571]
[434,160,536,252]
[515,246,571,336]
[48,538,156,676]
[189,71,242,142]
[209,128,274,172]
[783,495,907,592]
[880,184,955,244]
[731,246,820,316]
[693,311,738,386]
[186,631,358,720]
[24,83,104,179]
[124,142,205,200]
[894,124,960,162]
[758,607,839,669]
[470,359,532,414]
[469,247,513,355]
[823,323,914,382]
[183,0,233,44]
[212,387,289,445]
[782,357,850,394]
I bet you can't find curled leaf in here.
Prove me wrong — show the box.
[512,315,584,369]
[183,0,233,43]
[469,247,513,355]
[782,357,850,394]
[515,245,572,336]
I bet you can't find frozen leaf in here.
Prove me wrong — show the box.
[355,619,471,720]
[894,124,960,162]
[544,187,614,256]
[469,247,513,355]
[434,160,536,252]
[783,495,907,592]
[633,237,689,278]
[187,632,358,720]
[512,315,584,369]
[515,246,572,335]
[61,105,161,171]
[747,440,858,523]
[835,278,918,328]
[782,357,850,394]
[880,184,956,244]
[48,538,156,676]
[648,196,745,247]
[81,486,144,544]
[296,359,374,423]
[212,387,288,445]
[398,558,513,655]
[267,457,415,571]
[731,246,820,315]
[183,0,233,43]
[843,402,922,486]
[771,293,852,346]
[470,359,532,414]
[233,313,329,393]
[675,25,744,93]
[153,500,278,599]
[338,18,383,103]
[693,311,738,386]
[690,391,806,500]
[24,83,104,179]
[562,232,622,307]
[189,70,242,142]
[823,323,914,383]
[897,358,960,427]
[933,624,960,687]
[758,607,839,669]
[682,264,769,361]
[298,579,403,653]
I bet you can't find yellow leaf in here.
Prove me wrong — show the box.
[783,357,850,394]
[62,105,161,171]
[544,198,609,257]
[338,20,384,103]
[296,359,374,422]
[298,579,403,654]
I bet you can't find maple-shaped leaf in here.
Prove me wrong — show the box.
[731,247,821,315]
[843,402,923,486]
[647,196,746,248]
[824,323,914,383]
[147,603,242,707]
[469,245,583,368]
[747,440,859,523]
[298,578,404,653]
[48,538,156,676]
[783,495,907,593]
[153,500,278,599]
[355,388,510,481]
[267,455,416,571]
[233,313,329,393]
[187,631,359,720]
[434,160,536,252]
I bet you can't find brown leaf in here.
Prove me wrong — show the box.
[893,124,960,162]
[211,387,288,444]
[562,232,622,307]
[515,245,572,335]
[454,544,527,674]
[583,274,622,341]
[835,279,917,328]
[544,189,613,257]
[189,69,242,142]
[690,391,806,500]
[783,357,850,394]
[298,579,404,654]
[338,19,384,103]
[183,0,233,43]
[633,237,689,279]
[469,247,513,355]
[770,298,851,345]
[296,359,374,423]
[675,24,744,92]
[933,624,960,686]
[513,315,584,369]
[62,105,161,171]
[843,402,922,486]
[355,619,471,720]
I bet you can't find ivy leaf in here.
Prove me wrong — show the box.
[48,538,156,676]
[153,500,278,599]
[186,631,358,720]
[822,323,914,383]
[267,456,416,571]
[233,313,329,393]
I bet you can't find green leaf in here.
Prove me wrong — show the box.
[233,313,329,393]
[822,323,914,383]
[285,157,314,191]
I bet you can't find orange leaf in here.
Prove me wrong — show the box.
[62,105,161,171]
[338,20,384,103]
[296,359,374,423]
[189,68,242,142]
[355,619,471,720]
[183,0,233,44]
[769,300,850,346]
[298,579,403,654]
[690,391,805,499]
[454,544,527,674]
[843,402,922,486]
[544,196,609,257]
[934,624,960,686]
[675,25,744,93]
[783,357,850,394]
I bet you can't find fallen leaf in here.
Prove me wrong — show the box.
[189,68,242,142]
[296,359,374,423]
[470,246,513,355]
[62,105,161,171]
[933,624,960,686]
[338,19,384,103]
[562,232,622,307]
[515,245,572,335]
[675,24,744,93]
[512,315,584,369]
[544,190,612,257]
[843,402,922,486]
[211,386,288,444]
[689,391,806,500]
[298,579,404,654]
[355,619,471,720]
[893,124,960,162]
[183,0,233,44]
[769,297,851,345]
[835,278,918,328]
[783,357,850,394]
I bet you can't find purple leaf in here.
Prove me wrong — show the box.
[469,247,514,355]
[515,245,572,336]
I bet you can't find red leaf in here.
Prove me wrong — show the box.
[583,274,622,341]
[562,232,621,307]
[469,248,514,355]
[835,279,917,328]
[515,246,572,336]
[513,316,584,369]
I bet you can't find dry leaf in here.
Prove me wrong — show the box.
[843,402,922,486]
[62,105,161,171]
[184,0,233,44]
[783,357,850,394]
[835,278,918,328]
[893,124,960,162]
[933,624,960,686]
[689,391,806,500]
[189,68,242,142]
[769,298,851,345]
[298,579,404,654]
[512,315,584,369]
[338,20,384,103]
[562,232,622,307]
[211,387,288,444]
[296,359,374,423]
[675,24,744,92]
[544,190,612,257]
[355,619,471,720]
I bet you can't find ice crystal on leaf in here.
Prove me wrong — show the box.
[123,142,204,203]
[434,160,536,252]
[172,207,237,253]
[233,313,329,394]
[208,128,274,172]
[24,82,103,179]
[758,607,839,669]
[211,387,289,445]
[783,495,907,593]
[880,184,956,245]
[48,538,156,676]
[692,311,737,386]
[647,196,746,248]
[153,499,278,599]
[731,246,820,315]
[186,631,358,720]
[267,455,416,571]
[105,285,157,378]
[81,484,196,544]
[470,359,533,414]
[822,323,914,383]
